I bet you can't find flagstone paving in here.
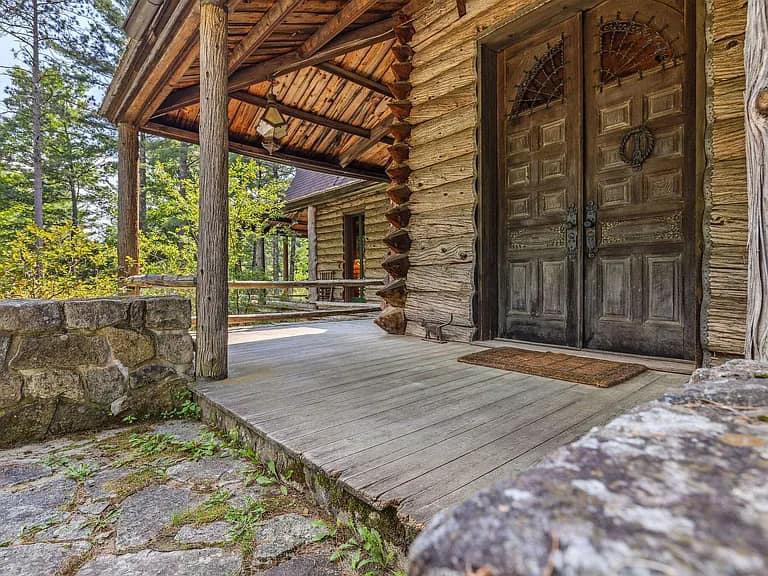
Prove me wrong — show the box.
[0,419,390,576]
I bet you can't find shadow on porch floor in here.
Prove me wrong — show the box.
[195,320,689,528]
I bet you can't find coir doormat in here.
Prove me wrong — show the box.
[458,347,646,387]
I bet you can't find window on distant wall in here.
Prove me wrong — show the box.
[343,213,365,302]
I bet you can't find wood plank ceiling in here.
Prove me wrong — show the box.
[105,0,409,180]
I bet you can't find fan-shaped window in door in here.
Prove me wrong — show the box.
[510,39,565,118]
[599,15,678,86]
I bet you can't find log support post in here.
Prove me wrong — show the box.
[375,12,414,336]
[745,0,768,361]
[196,0,229,379]
[307,205,318,301]
[117,123,140,289]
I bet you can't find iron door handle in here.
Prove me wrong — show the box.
[584,200,598,259]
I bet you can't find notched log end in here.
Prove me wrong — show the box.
[374,305,407,335]
[376,278,408,308]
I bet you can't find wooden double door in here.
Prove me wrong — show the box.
[499,0,695,359]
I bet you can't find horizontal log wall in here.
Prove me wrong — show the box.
[314,185,390,300]
[705,0,749,358]
[405,0,536,341]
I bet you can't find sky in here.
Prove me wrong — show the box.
[0,35,16,96]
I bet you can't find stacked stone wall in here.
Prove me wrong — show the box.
[0,296,195,446]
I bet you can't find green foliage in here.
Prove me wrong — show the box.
[64,462,98,482]
[225,496,266,548]
[160,389,202,421]
[331,519,400,576]
[245,458,293,496]
[127,430,221,462]
[0,223,117,299]
[171,489,232,527]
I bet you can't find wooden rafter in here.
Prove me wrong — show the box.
[228,0,304,73]
[142,121,387,181]
[339,114,394,167]
[230,91,395,144]
[298,0,380,57]
[315,62,391,97]
[154,17,394,117]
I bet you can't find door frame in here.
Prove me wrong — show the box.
[343,212,365,302]
[474,0,704,362]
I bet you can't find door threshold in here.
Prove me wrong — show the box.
[472,338,695,375]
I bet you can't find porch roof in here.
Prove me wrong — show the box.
[102,0,413,180]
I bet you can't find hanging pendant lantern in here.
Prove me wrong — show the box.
[257,80,288,154]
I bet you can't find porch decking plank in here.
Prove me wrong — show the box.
[409,372,685,519]
[197,320,690,527]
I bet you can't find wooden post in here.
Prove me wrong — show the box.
[745,0,768,361]
[117,123,140,285]
[196,0,229,379]
[282,234,290,297]
[307,205,318,301]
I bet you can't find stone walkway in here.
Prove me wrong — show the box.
[0,419,400,575]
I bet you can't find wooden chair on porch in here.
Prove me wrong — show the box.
[317,271,337,302]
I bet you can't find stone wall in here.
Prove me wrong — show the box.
[0,296,195,447]
[409,360,768,575]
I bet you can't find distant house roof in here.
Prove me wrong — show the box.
[285,169,363,203]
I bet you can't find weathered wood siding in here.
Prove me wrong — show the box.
[704,0,749,358]
[403,0,750,355]
[314,185,389,298]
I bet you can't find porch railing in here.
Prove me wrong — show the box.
[121,274,384,326]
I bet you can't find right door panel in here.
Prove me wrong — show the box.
[583,0,694,359]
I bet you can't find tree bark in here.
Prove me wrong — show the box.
[31,0,43,231]
[117,123,140,280]
[196,0,229,380]
[253,236,266,304]
[745,0,768,361]
[288,235,296,280]
[139,134,148,231]
[272,235,280,281]
[307,205,318,301]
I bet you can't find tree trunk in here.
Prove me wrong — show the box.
[139,134,147,231]
[745,0,768,360]
[117,123,140,280]
[196,0,229,380]
[252,236,266,304]
[307,205,318,301]
[70,181,78,227]
[289,235,296,280]
[272,235,280,281]
[31,0,43,230]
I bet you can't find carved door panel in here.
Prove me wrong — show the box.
[583,0,693,358]
[500,16,582,346]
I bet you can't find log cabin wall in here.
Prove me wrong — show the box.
[703,0,749,361]
[403,0,750,357]
[314,184,390,297]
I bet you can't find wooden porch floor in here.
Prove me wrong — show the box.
[195,320,689,527]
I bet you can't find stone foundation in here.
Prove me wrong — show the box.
[409,360,768,576]
[0,297,195,447]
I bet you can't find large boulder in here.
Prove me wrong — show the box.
[144,297,192,330]
[100,327,154,368]
[64,298,129,330]
[10,334,110,370]
[0,300,62,334]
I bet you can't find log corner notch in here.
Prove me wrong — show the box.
[375,11,414,336]
[745,0,768,361]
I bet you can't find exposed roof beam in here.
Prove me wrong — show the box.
[315,62,391,97]
[153,17,394,117]
[228,0,304,73]
[297,0,381,57]
[142,121,387,181]
[230,91,394,144]
[339,114,394,167]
